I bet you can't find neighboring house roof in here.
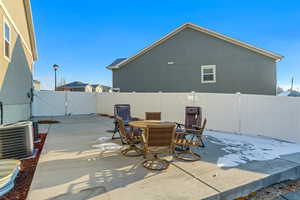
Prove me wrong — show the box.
[107,58,127,69]
[33,80,40,84]
[23,0,38,61]
[91,84,100,88]
[107,22,283,70]
[91,84,111,89]
[100,85,112,89]
[59,81,90,88]
[278,90,300,97]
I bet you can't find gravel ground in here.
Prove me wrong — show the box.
[235,179,300,200]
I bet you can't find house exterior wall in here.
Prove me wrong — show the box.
[0,1,34,123]
[1,0,32,52]
[85,85,93,93]
[93,86,102,93]
[113,28,277,95]
[33,80,40,91]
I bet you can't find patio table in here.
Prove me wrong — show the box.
[129,120,175,129]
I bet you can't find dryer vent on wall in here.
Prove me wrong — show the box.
[0,122,34,159]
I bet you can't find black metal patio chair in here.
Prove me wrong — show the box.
[175,106,206,160]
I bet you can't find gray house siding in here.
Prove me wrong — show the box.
[113,28,277,95]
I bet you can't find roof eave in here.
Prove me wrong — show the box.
[106,66,120,70]
[23,0,38,61]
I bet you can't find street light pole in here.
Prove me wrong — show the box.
[53,64,59,91]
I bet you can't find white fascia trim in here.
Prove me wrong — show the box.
[106,66,119,70]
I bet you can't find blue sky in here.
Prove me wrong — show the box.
[31,0,300,90]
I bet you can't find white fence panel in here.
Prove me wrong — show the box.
[67,92,96,115]
[97,93,161,119]
[195,93,240,133]
[33,91,66,116]
[33,91,97,116]
[240,95,300,142]
[160,93,194,123]
[34,91,300,143]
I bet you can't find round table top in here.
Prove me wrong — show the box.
[129,120,175,129]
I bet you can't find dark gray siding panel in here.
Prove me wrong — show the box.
[113,28,277,95]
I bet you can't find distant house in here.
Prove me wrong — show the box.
[91,84,112,93]
[57,82,111,93]
[100,85,112,93]
[57,81,93,93]
[0,0,38,123]
[107,23,283,95]
[91,84,101,92]
[33,80,40,91]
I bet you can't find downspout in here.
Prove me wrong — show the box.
[0,102,3,125]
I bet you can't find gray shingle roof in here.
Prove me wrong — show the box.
[107,58,127,67]
[91,84,100,88]
[60,81,89,88]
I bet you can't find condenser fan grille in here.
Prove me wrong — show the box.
[0,122,34,159]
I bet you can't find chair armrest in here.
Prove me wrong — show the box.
[184,128,204,135]
[175,131,188,135]
[192,125,201,129]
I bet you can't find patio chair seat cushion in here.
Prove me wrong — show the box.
[123,120,131,126]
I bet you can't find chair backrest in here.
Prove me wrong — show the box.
[185,106,202,129]
[114,104,131,121]
[115,117,129,143]
[145,112,161,120]
[145,124,175,147]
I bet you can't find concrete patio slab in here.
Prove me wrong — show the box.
[28,115,300,200]
[272,197,286,200]
[282,190,300,200]
[280,153,300,165]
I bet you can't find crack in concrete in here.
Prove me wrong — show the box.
[170,162,221,193]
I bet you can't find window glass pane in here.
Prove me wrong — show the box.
[203,74,214,81]
[203,68,213,74]
[4,23,10,41]
[5,41,9,58]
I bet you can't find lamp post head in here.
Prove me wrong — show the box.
[53,64,59,71]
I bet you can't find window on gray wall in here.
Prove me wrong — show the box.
[201,65,216,83]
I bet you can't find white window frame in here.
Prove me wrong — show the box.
[3,19,11,61]
[201,65,216,83]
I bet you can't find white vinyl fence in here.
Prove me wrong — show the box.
[33,91,300,143]
[32,91,96,116]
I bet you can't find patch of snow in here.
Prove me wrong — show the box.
[92,143,122,151]
[97,136,112,143]
[205,131,300,167]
